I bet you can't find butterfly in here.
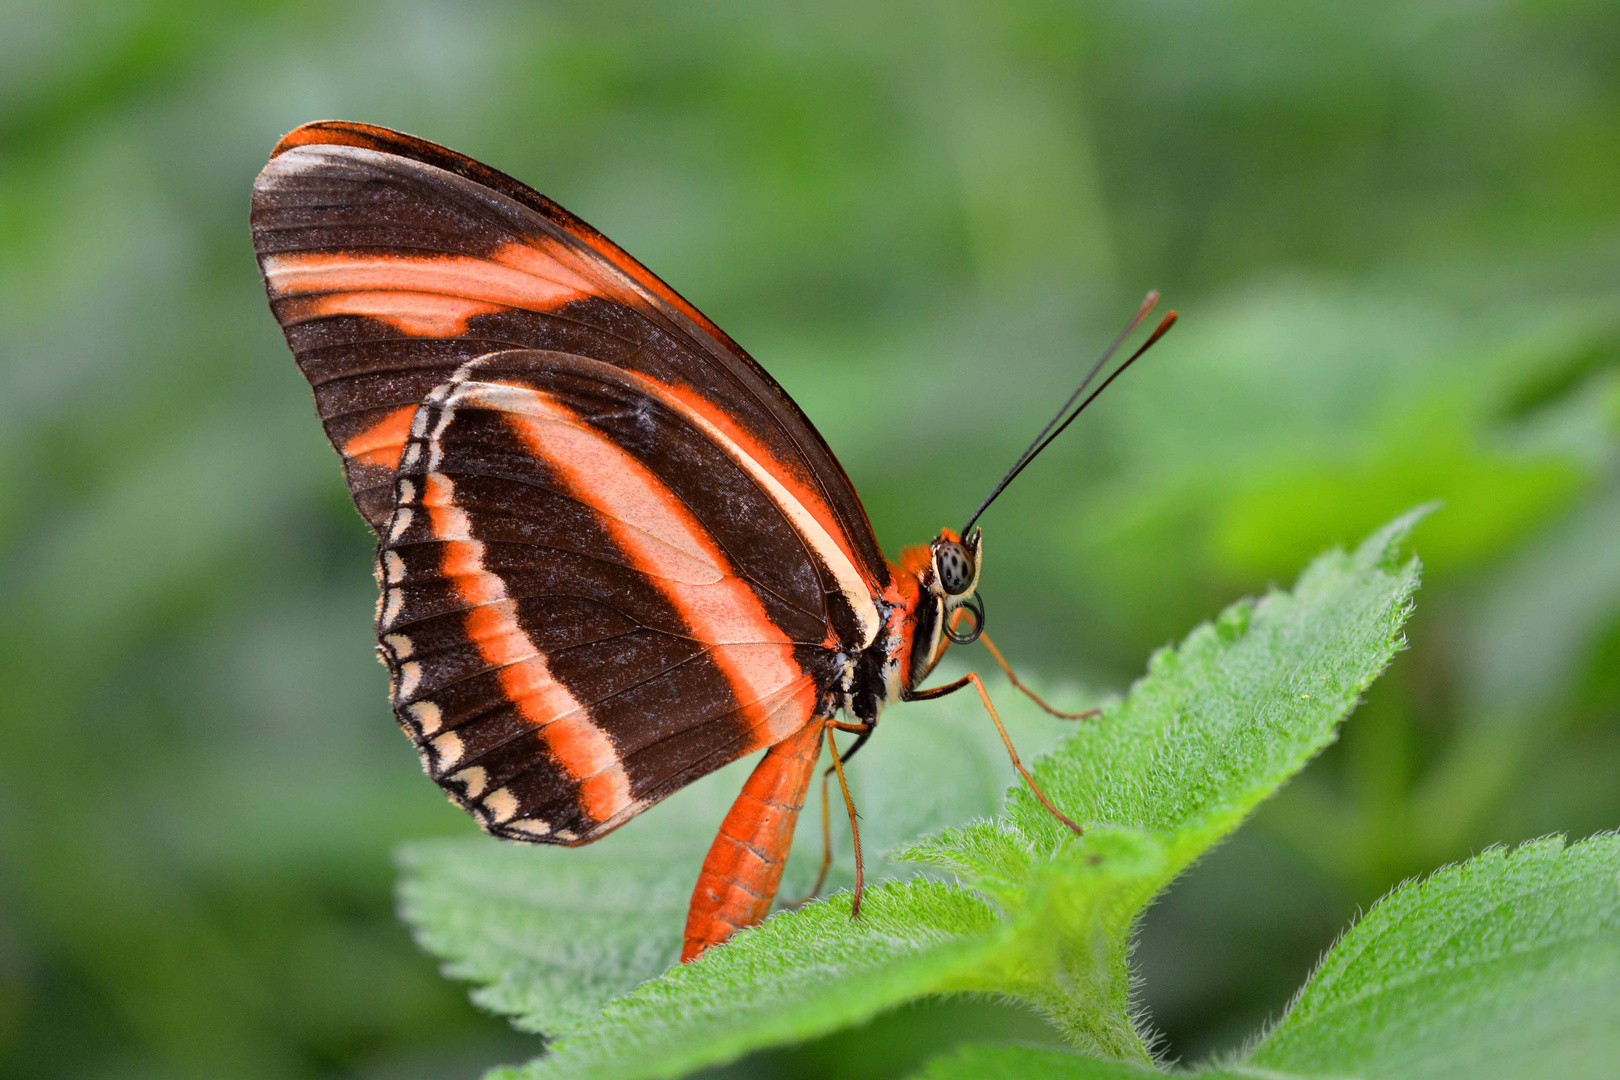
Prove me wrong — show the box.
[251,121,1174,961]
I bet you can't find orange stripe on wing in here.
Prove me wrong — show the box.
[263,123,712,341]
[457,381,812,748]
[411,466,631,824]
[628,374,883,649]
[261,241,595,336]
[342,405,417,469]
[279,290,504,336]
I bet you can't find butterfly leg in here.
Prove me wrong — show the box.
[788,723,873,907]
[682,718,825,962]
[977,631,1099,720]
[824,721,871,919]
[946,606,1098,721]
[906,673,1085,837]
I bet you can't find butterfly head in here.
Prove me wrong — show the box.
[929,527,984,644]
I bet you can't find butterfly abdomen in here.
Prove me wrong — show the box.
[682,717,824,961]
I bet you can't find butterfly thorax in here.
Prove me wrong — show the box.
[832,528,982,725]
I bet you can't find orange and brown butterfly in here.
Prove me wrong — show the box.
[250,121,1174,962]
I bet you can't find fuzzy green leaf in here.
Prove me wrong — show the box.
[397,815,711,1035]
[398,674,1086,1036]
[494,832,1169,1080]
[895,507,1428,1048]
[909,1043,1172,1079]
[494,880,1002,1080]
[909,1044,1254,1079]
[913,832,1620,1080]
[399,512,1425,1079]
[1250,831,1620,1079]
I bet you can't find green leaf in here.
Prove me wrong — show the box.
[493,880,1003,1080]
[896,507,1428,1047]
[397,818,711,1035]
[399,675,1091,1036]
[399,511,1425,1079]
[915,831,1620,1080]
[1249,831,1620,1079]
[1210,424,1582,580]
[492,833,1170,1080]
[909,1042,1171,1079]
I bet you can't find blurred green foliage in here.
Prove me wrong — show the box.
[0,1,1615,1078]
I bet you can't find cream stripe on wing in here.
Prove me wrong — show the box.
[450,381,811,746]
[397,424,633,827]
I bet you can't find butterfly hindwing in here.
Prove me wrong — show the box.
[377,349,851,844]
[251,121,890,618]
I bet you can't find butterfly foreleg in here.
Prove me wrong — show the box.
[905,673,1084,837]
[977,631,1100,720]
[944,606,1098,721]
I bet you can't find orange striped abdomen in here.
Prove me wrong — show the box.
[681,719,824,962]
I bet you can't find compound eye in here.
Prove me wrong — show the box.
[936,541,975,595]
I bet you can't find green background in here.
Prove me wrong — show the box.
[2,2,1617,1077]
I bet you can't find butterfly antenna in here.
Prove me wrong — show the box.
[962,297,1176,536]
[991,291,1158,489]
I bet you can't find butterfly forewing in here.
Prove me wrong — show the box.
[250,121,890,615]
[378,350,851,843]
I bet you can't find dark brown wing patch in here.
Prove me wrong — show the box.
[377,351,842,844]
